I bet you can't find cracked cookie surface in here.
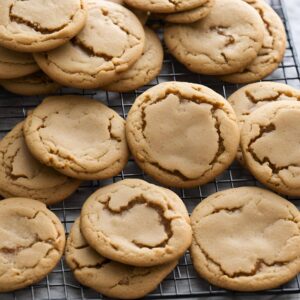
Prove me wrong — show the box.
[221,0,286,83]
[241,101,300,196]
[66,218,177,299]
[190,187,300,291]
[0,198,65,292]
[104,27,163,92]
[80,179,192,267]
[23,95,129,180]
[0,0,87,52]
[0,122,80,205]
[34,0,145,89]
[126,82,239,188]
[164,0,264,75]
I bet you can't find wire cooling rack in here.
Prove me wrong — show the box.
[1,0,300,299]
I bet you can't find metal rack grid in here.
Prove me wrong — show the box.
[1,0,300,299]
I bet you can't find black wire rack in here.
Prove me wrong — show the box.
[1,0,300,299]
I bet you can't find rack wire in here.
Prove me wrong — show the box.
[1,0,300,299]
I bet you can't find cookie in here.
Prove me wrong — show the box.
[104,27,163,92]
[190,187,300,291]
[164,0,265,75]
[23,95,129,180]
[34,0,145,89]
[1,72,61,96]
[80,179,192,267]
[221,0,286,83]
[0,198,65,292]
[228,82,300,165]
[241,101,300,196]
[126,82,240,188]
[0,122,81,205]
[66,219,178,299]
[0,46,39,79]
[0,0,87,52]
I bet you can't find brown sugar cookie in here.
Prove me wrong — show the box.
[0,0,87,52]
[164,0,265,75]
[221,0,286,83]
[80,179,192,267]
[190,187,300,291]
[0,198,65,292]
[66,218,178,299]
[34,0,145,89]
[241,101,300,196]
[23,95,129,180]
[0,122,81,205]
[126,82,240,188]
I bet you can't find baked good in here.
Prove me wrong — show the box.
[23,95,129,180]
[221,0,286,83]
[0,122,80,205]
[66,218,178,299]
[190,187,300,291]
[0,198,65,292]
[164,0,265,75]
[228,82,300,165]
[126,81,239,188]
[1,72,61,96]
[0,0,87,52]
[241,101,300,196]
[80,179,192,267]
[104,27,163,92]
[0,46,39,79]
[34,0,145,89]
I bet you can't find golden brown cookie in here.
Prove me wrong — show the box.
[80,179,192,267]
[0,198,65,292]
[190,187,300,291]
[241,101,300,196]
[66,219,178,299]
[23,95,129,180]
[164,0,265,75]
[0,0,87,52]
[34,0,145,89]
[126,82,240,188]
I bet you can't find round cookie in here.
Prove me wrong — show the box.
[0,122,81,205]
[0,46,39,79]
[66,219,178,299]
[0,198,65,292]
[241,101,300,196]
[104,27,163,92]
[23,95,129,180]
[190,187,300,291]
[0,0,87,52]
[1,72,61,96]
[221,0,286,83]
[164,0,265,75]
[34,0,145,89]
[228,82,300,165]
[126,82,240,188]
[80,179,192,267]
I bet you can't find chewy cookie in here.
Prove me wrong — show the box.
[164,0,264,75]
[34,0,145,89]
[126,82,239,188]
[80,179,192,267]
[23,95,129,180]
[0,0,87,52]
[66,219,178,299]
[221,0,286,83]
[241,101,300,196]
[0,198,65,292]
[0,122,80,205]
[104,27,163,92]
[191,187,300,291]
